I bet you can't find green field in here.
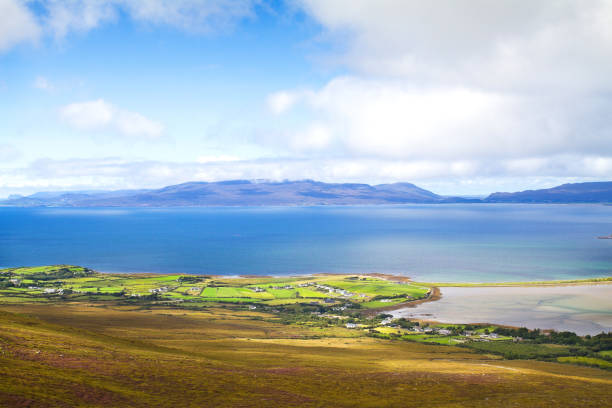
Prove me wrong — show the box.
[0,266,430,308]
[324,277,430,297]
[558,356,612,369]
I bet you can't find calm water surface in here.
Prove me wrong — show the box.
[1,204,611,282]
[392,285,612,335]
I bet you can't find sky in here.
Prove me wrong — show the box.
[1,0,612,198]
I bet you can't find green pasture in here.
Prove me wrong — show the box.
[324,277,429,298]
[0,266,437,310]
[557,356,612,369]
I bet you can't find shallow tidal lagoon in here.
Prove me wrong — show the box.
[392,284,612,335]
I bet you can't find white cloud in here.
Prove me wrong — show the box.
[267,90,303,115]
[59,99,164,139]
[268,77,608,160]
[261,1,612,174]
[41,0,258,39]
[0,0,41,52]
[298,0,612,92]
[114,110,164,139]
[0,0,258,51]
[60,99,114,129]
[33,76,54,91]
[121,0,258,33]
[43,0,119,39]
[290,122,332,151]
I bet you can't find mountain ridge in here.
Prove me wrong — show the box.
[484,181,612,203]
[3,180,611,207]
[0,179,456,207]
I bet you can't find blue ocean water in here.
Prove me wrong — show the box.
[1,204,611,282]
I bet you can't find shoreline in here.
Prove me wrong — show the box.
[84,268,612,288]
[362,286,442,316]
[415,277,612,288]
[389,284,612,336]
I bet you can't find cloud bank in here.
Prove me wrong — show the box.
[265,0,612,177]
[2,154,612,198]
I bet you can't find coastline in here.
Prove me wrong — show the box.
[362,286,441,316]
[415,277,612,288]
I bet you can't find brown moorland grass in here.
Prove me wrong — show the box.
[0,302,611,407]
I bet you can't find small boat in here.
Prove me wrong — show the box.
[597,234,612,239]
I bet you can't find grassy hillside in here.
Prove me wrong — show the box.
[1,302,611,407]
[1,266,611,407]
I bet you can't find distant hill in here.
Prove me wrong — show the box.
[0,180,463,207]
[5,180,611,207]
[485,181,612,203]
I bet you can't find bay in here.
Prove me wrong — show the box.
[1,204,611,282]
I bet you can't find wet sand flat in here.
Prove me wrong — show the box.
[392,284,612,335]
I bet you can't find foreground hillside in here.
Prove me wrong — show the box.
[2,302,612,407]
[1,266,611,407]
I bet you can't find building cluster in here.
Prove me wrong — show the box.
[312,283,354,297]
[149,287,169,294]
[273,285,294,290]
[43,288,63,295]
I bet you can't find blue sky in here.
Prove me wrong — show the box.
[2,0,612,197]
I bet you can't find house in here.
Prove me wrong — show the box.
[149,287,169,294]
[345,323,358,329]
[43,288,63,295]
[381,318,394,325]
[438,329,452,336]
[248,305,257,310]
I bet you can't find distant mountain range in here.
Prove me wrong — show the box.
[1,180,611,207]
[484,181,612,203]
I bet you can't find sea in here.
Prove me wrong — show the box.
[1,204,611,282]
